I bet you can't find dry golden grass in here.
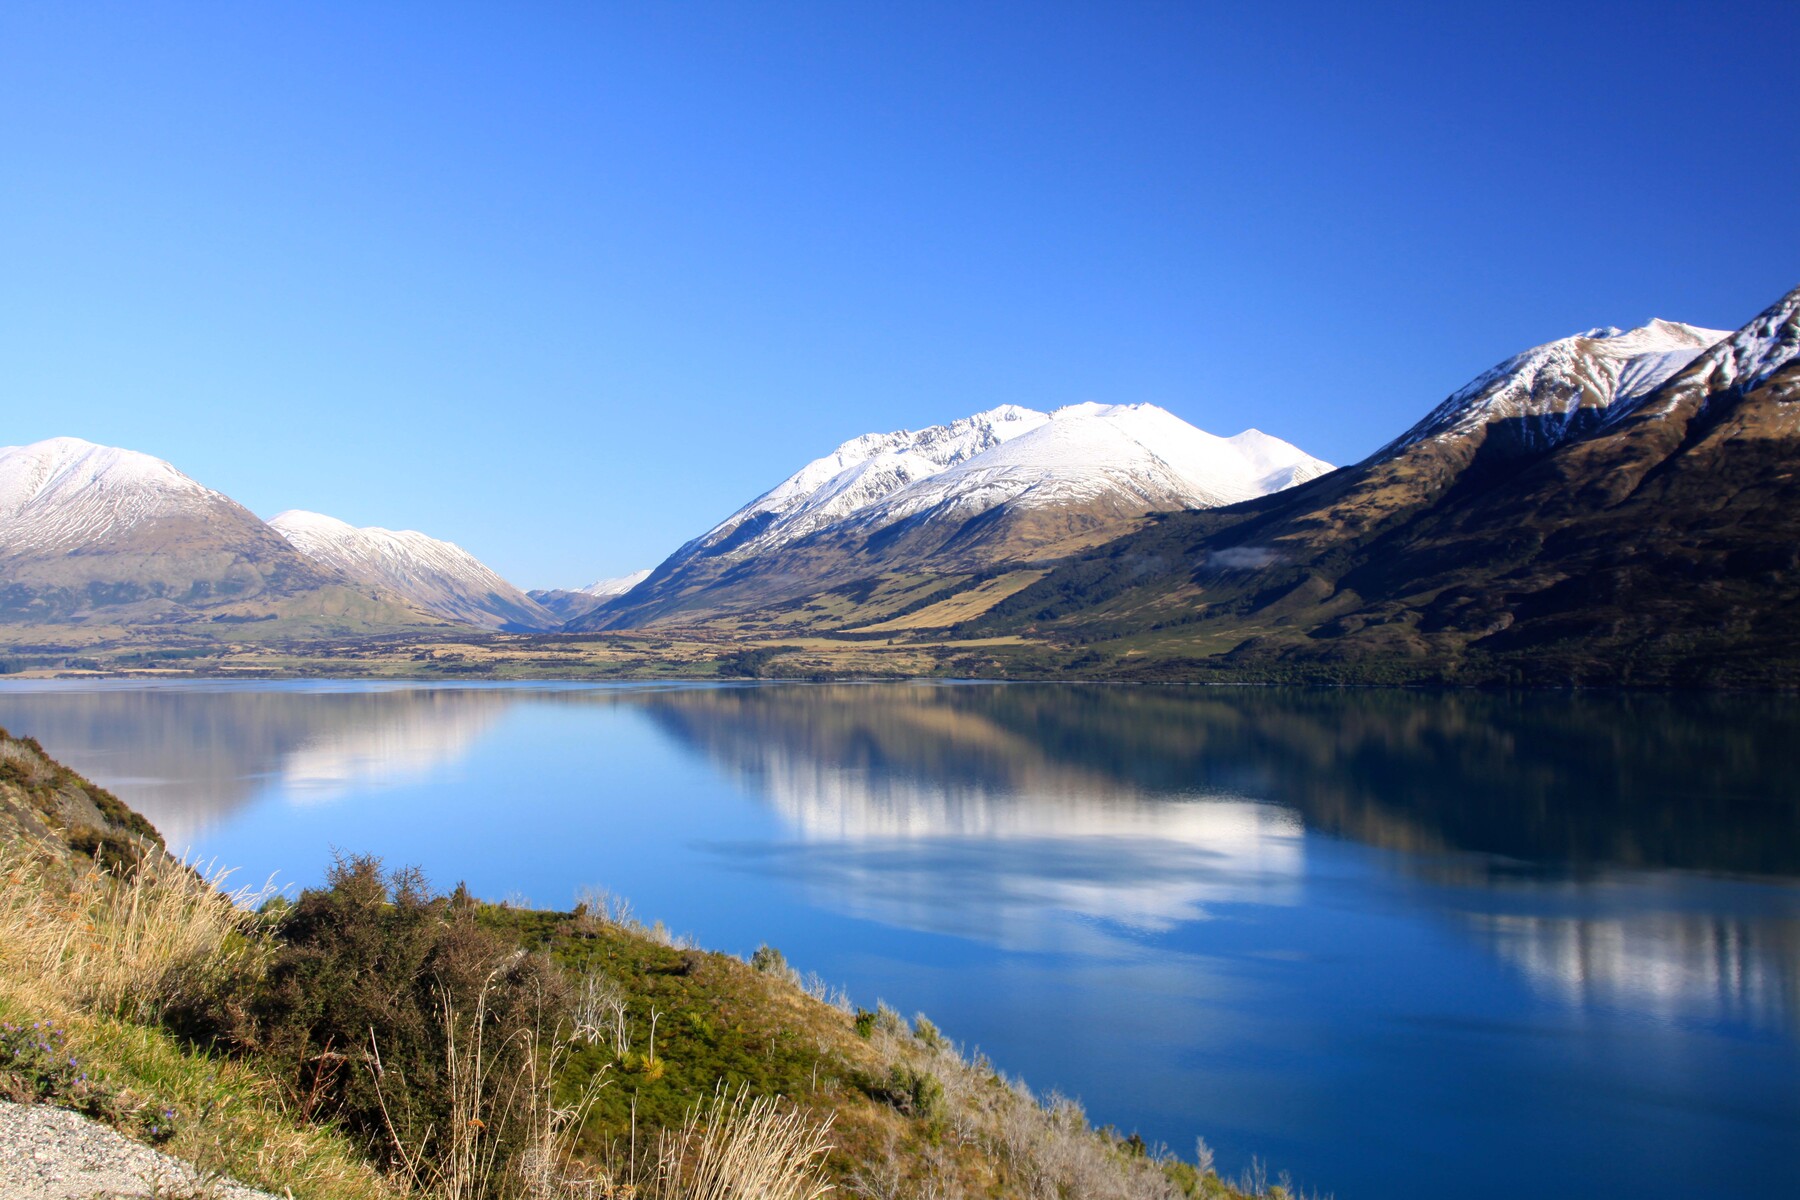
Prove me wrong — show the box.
[650,1085,834,1200]
[843,571,1051,633]
[0,841,269,1024]
[0,841,395,1200]
[373,974,609,1200]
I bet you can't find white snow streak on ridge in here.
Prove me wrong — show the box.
[1383,319,1732,456]
[1650,287,1800,416]
[0,437,229,553]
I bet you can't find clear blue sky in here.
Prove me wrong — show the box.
[4,2,1796,587]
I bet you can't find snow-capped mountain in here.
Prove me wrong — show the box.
[586,402,1331,629]
[0,437,368,624]
[528,570,652,624]
[0,437,241,554]
[1643,288,1800,416]
[694,405,1049,561]
[270,511,557,631]
[844,403,1330,534]
[681,403,1326,565]
[581,570,652,598]
[1380,318,1732,459]
[960,283,1800,684]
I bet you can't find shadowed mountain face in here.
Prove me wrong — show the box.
[968,286,1800,685]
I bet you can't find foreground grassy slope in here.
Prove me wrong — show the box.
[0,727,1277,1199]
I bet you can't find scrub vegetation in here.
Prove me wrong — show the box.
[0,726,1305,1200]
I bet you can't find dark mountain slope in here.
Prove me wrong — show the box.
[967,286,1800,685]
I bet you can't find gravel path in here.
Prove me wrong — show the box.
[0,1101,282,1199]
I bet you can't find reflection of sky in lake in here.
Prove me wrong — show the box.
[0,679,1794,1200]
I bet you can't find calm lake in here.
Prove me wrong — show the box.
[0,680,1794,1198]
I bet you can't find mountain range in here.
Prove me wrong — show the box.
[0,438,417,628]
[0,441,568,631]
[528,571,653,624]
[3,279,1795,685]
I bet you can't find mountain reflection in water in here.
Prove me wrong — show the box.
[0,682,508,844]
[0,679,1795,1197]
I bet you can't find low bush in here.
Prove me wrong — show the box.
[238,853,573,1190]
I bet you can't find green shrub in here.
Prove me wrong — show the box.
[750,943,787,975]
[237,854,569,1191]
[853,1008,876,1039]
[876,1063,946,1122]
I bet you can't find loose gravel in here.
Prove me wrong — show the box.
[0,1100,281,1199]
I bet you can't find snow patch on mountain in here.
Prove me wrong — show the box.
[270,510,554,630]
[0,438,235,554]
[1383,318,1732,457]
[1649,285,1800,414]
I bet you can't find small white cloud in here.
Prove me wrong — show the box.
[1209,546,1283,569]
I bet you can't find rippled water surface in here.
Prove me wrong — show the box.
[1,680,1795,1199]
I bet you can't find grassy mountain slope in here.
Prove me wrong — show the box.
[579,492,1181,634]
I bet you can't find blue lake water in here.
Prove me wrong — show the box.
[0,679,1794,1199]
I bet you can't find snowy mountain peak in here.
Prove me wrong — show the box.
[675,402,1332,568]
[1382,317,1734,458]
[270,510,555,630]
[695,405,1053,557]
[853,402,1333,530]
[0,437,233,553]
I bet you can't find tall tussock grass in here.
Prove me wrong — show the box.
[0,840,270,1024]
[650,1085,835,1200]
